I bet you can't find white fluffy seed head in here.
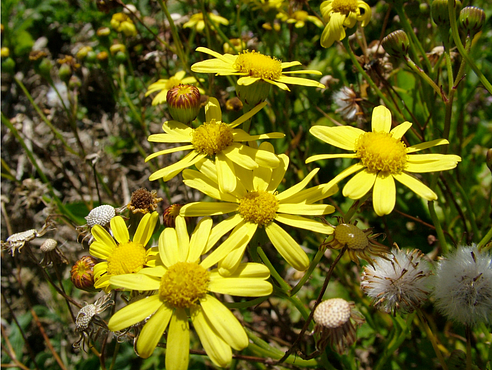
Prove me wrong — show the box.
[433,245,492,326]
[314,298,352,329]
[361,248,432,314]
[85,205,115,228]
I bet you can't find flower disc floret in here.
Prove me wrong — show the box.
[238,191,279,226]
[107,242,147,276]
[355,131,407,173]
[159,262,210,308]
[191,120,234,156]
[233,51,282,80]
[332,0,359,14]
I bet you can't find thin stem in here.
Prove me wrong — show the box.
[417,309,449,370]
[404,56,446,101]
[291,245,327,296]
[477,226,492,250]
[157,0,188,71]
[256,247,291,292]
[428,199,449,254]
[448,0,492,94]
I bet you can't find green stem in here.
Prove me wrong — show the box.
[428,198,449,254]
[404,56,446,101]
[157,0,188,71]
[342,38,403,122]
[256,247,291,292]
[417,310,449,370]
[291,246,326,296]
[448,0,492,94]
[344,193,370,223]
[477,226,492,250]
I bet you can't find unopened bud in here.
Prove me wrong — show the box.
[76,46,93,60]
[58,63,72,83]
[162,204,183,228]
[382,30,410,59]
[459,7,485,37]
[71,255,97,291]
[167,84,201,124]
[432,0,461,28]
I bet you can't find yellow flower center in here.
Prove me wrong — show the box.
[233,51,282,80]
[238,190,279,226]
[331,0,359,14]
[191,119,234,156]
[107,242,147,276]
[355,131,407,173]
[165,77,182,90]
[334,224,368,250]
[159,262,210,308]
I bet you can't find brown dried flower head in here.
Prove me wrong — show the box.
[313,298,365,354]
[127,188,162,214]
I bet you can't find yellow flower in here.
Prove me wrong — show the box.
[307,105,462,216]
[320,0,371,48]
[183,12,229,32]
[180,142,337,274]
[191,47,325,92]
[110,13,137,37]
[146,97,284,193]
[145,71,203,106]
[277,10,324,28]
[107,216,272,369]
[89,212,159,292]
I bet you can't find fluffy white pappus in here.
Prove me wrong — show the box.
[333,86,362,122]
[433,245,492,326]
[361,248,432,314]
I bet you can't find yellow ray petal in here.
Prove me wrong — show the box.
[159,227,179,267]
[165,308,190,369]
[371,105,392,133]
[217,244,247,275]
[199,295,248,350]
[145,145,194,162]
[373,174,396,216]
[306,153,359,163]
[180,202,239,217]
[191,306,232,368]
[133,212,159,246]
[342,169,376,199]
[176,215,190,262]
[221,144,259,170]
[406,139,449,153]
[188,217,213,263]
[277,203,334,216]
[309,125,362,150]
[183,169,237,202]
[275,214,335,234]
[110,216,129,244]
[137,304,173,359]
[89,240,114,259]
[275,75,325,88]
[390,121,412,139]
[405,158,460,173]
[268,153,289,192]
[205,214,244,253]
[108,294,162,331]
[393,172,437,201]
[109,273,160,291]
[265,222,309,271]
[276,168,319,201]
[205,97,222,122]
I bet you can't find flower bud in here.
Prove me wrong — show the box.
[431,0,461,28]
[85,50,97,63]
[459,6,485,37]
[1,57,15,75]
[71,255,97,291]
[69,75,82,89]
[58,63,72,83]
[76,46,93,60]
[1,47,9,58]
[162,204,183,228]
[166,84,202,124]
[382,30,410,59]
[97,27,111,37]
[236,80,271,109]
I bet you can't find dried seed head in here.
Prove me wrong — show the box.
[40,238,58,252]
[85,205,116,228]
[127,189,162,214]
[313,298,365,354]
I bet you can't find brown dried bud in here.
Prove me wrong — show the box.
[162,204,183,228]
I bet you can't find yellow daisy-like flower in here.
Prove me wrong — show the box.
[183,12,229,33]
[307,105,462,216]
[277,10,324,28]
[89,212,159,293]
[191,47,325,91]
[146,97,284,193]
[145,71,203,106]
[107,216,272,369]
[180,142,337,274]
[320,0,372,48]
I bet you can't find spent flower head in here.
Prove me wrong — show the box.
[361,248,432,314]
[127,188,162,214]
[307,105,462,216]
[107,216,272,369]
[313,298,365,354]
[320,0,372,48]
[434,245,492,326]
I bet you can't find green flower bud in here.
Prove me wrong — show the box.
[37,58,53,80]
[85,50,97,63]
[459,6,486,37]
[1,47,9,58]
[166,84,201,124]
[76,46,93,60]
[1,57,15,75]
[236,80,271,109]
[382,30,410,59]
[58,63,72,83]
[432,0,461,28]
[109,43,126,55]
[115,51,127,64]
[69,75,81,89]
[97,27,111,37]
